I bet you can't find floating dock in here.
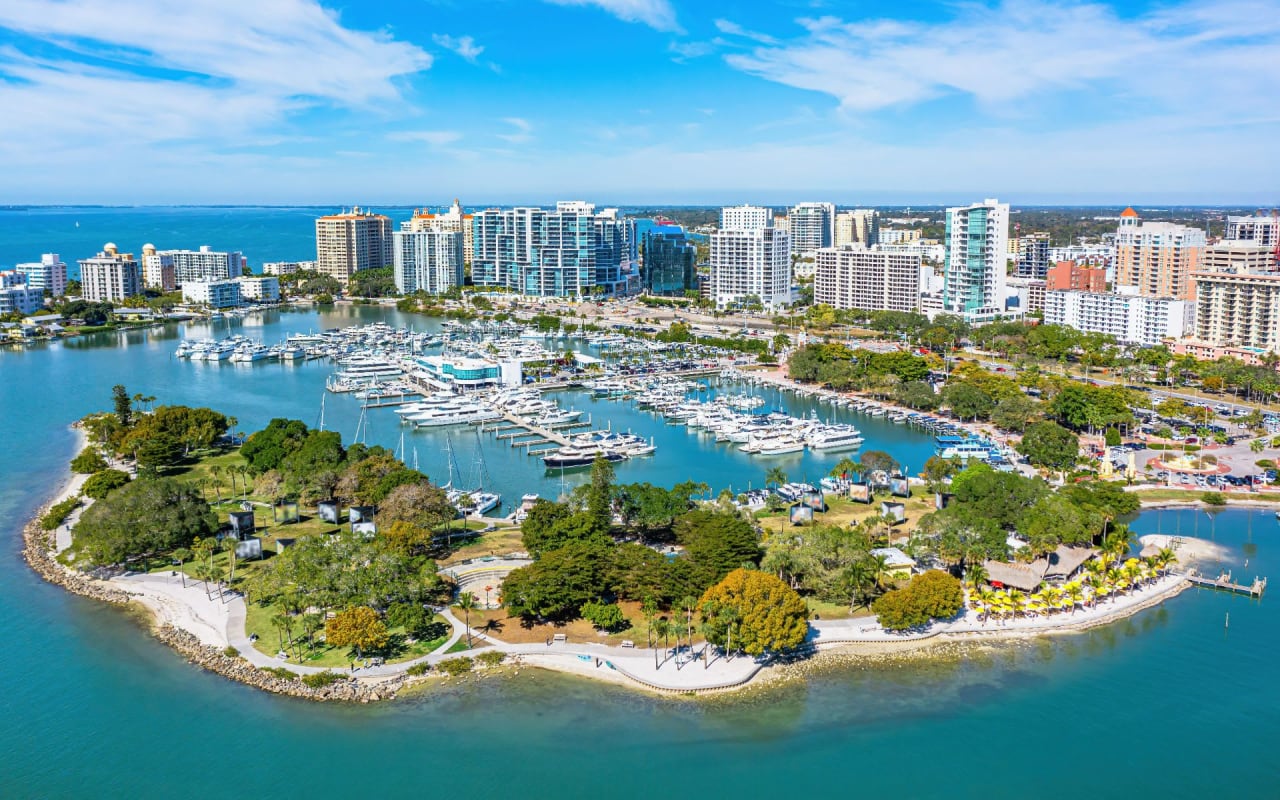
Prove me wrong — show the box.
[1186,569,1267,597]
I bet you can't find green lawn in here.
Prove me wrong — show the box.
[243,601,452,668]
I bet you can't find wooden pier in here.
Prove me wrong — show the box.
[1186,569,1268,597]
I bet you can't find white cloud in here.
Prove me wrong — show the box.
[544,0,681,33]
[432,33,484,63]
[497,117,533,143]
[723,0,1280,117]
[714,18,776,44]
[387,130,463,146]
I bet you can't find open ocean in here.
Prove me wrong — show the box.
[0,208,1277,798]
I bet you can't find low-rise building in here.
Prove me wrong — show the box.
[1192,270,1280,352]
[1006,277,1046,314]
[262,260,316,276]
[1044,289,1189,346]
[1047,260,1107,292]
[182,279,242,309]
[0,284,44,315]
[1172,340,1274,366]
[234,275,280,302]
[415,355,521,388]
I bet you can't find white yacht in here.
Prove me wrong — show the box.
[805,426,864,451]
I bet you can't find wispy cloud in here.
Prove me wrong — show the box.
[722,0,1280,118]
[714,18,776,44]
[432,33,484,63]
[497,117,533,143]
[387,130,463,146]
[0,0,431,164]
[544,0,681,33]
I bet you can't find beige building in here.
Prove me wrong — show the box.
[1203,241,1276,274]
[78,244,141,302]
[1114,207,1205,300]
[814,245,920,312]
[834,209,879,247]
[1192,270,1280,352]
[314,208,393,284]
[141,244,176,292]
[405,199,474,265]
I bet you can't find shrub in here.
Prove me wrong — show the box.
[301,670,344,688]
[437,657,474,676]
[222,646,240,658]
[476,651,506,668]
[1201,492,1227,506]
[406,662,432,676]
[41,496,80,531]
[581,600,630,633]
[70,447,109,474]
[1256,459,1276,470]
[1200,454,1217,465]
[1104,428,1122,447]
[82,469,131,499]
[260,666,295,680]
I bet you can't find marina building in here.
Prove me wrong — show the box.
[416,355,521,388]
[234,275,280,302]
[1114,207,1205,300]
[14,254,67,297]
[1226,214,1280,248]
[834,209,879,247]
[641,225,697,295]
[813,245,920,312]
[471,201,634,297]
[163,245,244,285]
[1191,270,1280,352]
[315,208,394,285]
[1047,260,1107,292]
[942,198,1010,323]
[182,279,242,309]
[78,244,141,302]
[392,228,465,295]
[787,202,835,255]
[405,200,474,266]
[709,205,791,310]
[1043,289,1190,347]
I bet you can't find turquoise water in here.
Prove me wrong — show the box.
[0,212,1275,795]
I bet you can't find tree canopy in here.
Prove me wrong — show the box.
[699,569,809,656]
[73,477,217,565]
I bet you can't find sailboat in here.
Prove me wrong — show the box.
[444,431,501,516]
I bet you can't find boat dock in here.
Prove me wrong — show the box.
[481,413,619,457]
[1186,569,1268,597]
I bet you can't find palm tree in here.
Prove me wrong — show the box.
[965,562,989,591]
[270,613,292,655]
[653,618,673,668]
[1006,589,1026,618]
[455,592,476,649]
[1063,581,1084,614]
[194,563,218,600]
[973,586,997,623]
[680,595,697,668]
[209,465,224,502]
[764,466,787,491]
[1040,585,1063,614]
[830,457,860,481]
[221,536,238,583]
[172,548,192,587]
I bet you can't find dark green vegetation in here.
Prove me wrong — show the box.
[908,462,1139,569]
[872,570,965,631]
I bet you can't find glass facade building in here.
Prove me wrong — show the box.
[642,225,696,295]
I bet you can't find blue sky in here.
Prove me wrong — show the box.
[1,0,1277,205]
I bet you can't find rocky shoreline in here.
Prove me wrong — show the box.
[21,488,418,703]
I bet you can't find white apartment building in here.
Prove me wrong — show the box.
[262,261,316,276]
[1226,214,1280,248]
[78,245,141,302]
[942,199,1010,323]
[405,200,474,264]
[834,210,879,247]
[788,202,835,255]
[234,275,280,302]
[14,254,67,297]
[710,206,791,309]
[813,245,920,312]
[0,284,43,315]
[163,245,243,285]
[182,279,242,309]
[1192,270,1280,352]
[1044,289,1190,346]
[393,228,464,294]
[141,245,176,292]
[315,208,394,284]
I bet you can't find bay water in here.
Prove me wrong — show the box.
[0,210,1276,798]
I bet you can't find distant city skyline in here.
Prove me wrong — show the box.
[1,0,1278,204]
